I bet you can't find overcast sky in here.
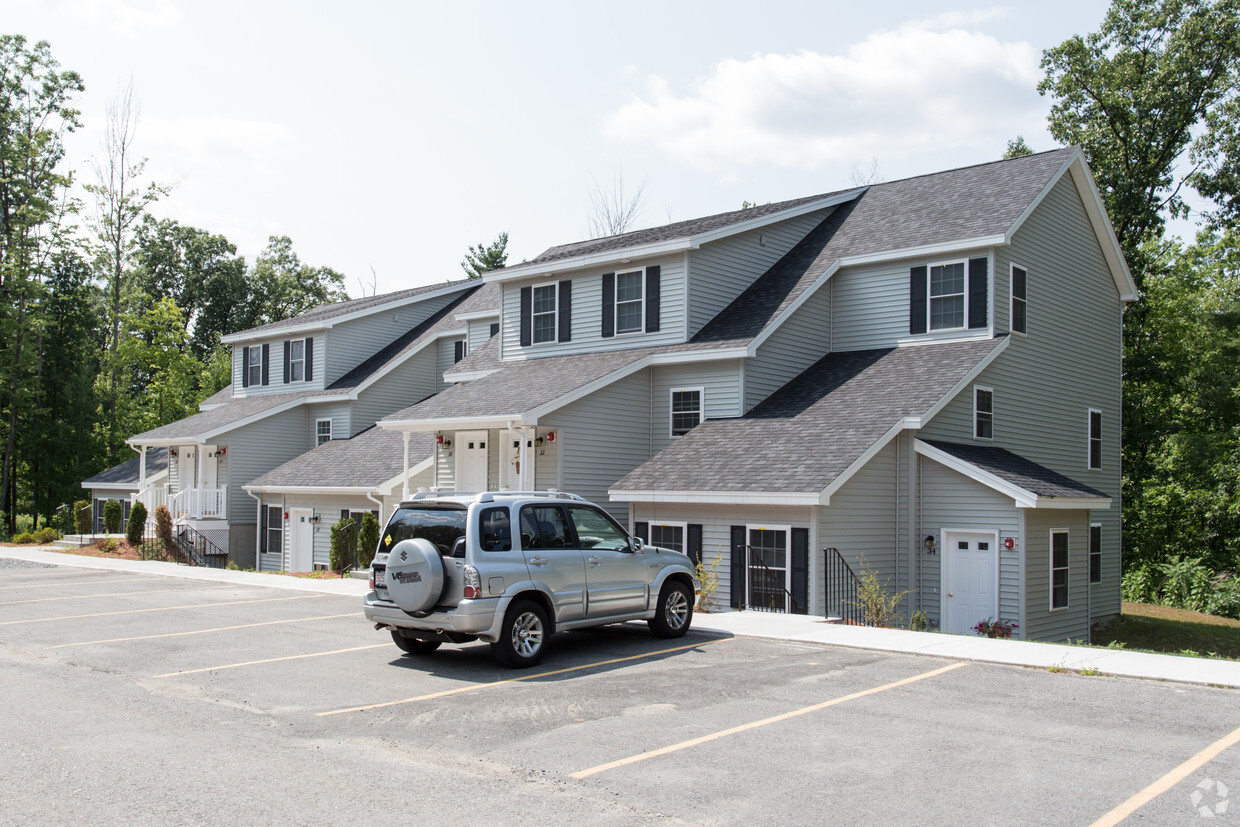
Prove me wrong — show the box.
[9,0,1112,296]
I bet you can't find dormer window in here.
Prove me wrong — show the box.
[246,347,262,387]
[519,281,572,347]
[616,269,644,334]
[930,262,966,330]
[909,258,988,335]
[532,284,557,344]
[602,266,660,338]
[289,339,305,381]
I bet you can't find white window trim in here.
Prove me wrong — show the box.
[927,259,969,333]
[289,338,306,382]
[1087,407,1103,470]
[648,520,688,553]
[1049,528,1070,611]
[615,267,645,336]
[1010,263,1028,336]
[315,418,332,446]
[246,346,262,386]
[1089,522,1102,585]
[973,385,994,441]
[670,386,705,438]
[531,282,558,346]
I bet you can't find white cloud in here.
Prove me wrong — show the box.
[140,114,300,179]
[55,0,181,37]
[606,20,1045,173]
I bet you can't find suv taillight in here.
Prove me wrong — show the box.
[462,565,481,599]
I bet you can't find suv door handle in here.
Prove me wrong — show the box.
[529,555,548,566]
[587,555,603,565]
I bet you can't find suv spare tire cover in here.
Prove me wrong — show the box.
[384,538,446,613]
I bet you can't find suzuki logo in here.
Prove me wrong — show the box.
[400,549,408,561]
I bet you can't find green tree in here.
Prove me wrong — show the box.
[1003,137,1034,158]
[460,232,509,279]
[116,297,202,436]
[246,235,348,325]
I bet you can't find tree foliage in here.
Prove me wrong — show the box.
[460,232,508,279]
[1003,136,1034,158]
[246,235,348,326]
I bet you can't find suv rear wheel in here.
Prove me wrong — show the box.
[391,630,442,655]
[491,598,548,668]
[648,580,693,638]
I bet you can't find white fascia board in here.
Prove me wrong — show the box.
[221,282,474,344]
[524,356,654,422]
[443,367,503,383]
[817,418,914,505]
[243,484,379,496]
[484,240,694,282]
[81,481,142,491]
[454,309,499,322]
[379,415,526,432]
[608,489,821,506]
[648,347,749,365]
[1033,496,1112,509]
[917,337,1010,425]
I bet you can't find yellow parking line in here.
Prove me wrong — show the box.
[0,584,234,606]
[571,661,970,779]
[318,637,728,717]
[45,613,357,648]
[0,576,156,592]
[0,594,323,626]
[153,644,391,677]
[1090,723,1240,827]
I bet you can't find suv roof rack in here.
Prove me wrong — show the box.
[478,490,586,503]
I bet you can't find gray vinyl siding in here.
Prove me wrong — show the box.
[438,337,460,384]
[629,502,812,613]
[918,455,1021,633]
[466,317,499,354]
[323,291,464,386]
[352,347,439,433]
[687,209,832,338]
[533,430,561,491]
[307,402,350,447]
[649,361,743,455]
[499,257,686,360]
[547,370,652,521]
[918,174,1123,621]
[255,493,379,571]
[744,278,832,410]
[232,336,326,396]
[1023,509,1091,642]
[222,407,309,539]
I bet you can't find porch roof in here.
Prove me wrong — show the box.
[611,339,1005,500]
[244,426,435,491]
[81,447,169,489]
[916,440,1111,509]
[128,390,335,444]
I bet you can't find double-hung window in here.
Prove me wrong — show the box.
[246,347,262,387]
[532,284,557,344]
[1011,265,1027,334]
[289,339,305,381]
[1089,523,1102,584]
[316,419,332,446]
[929,261,966,330]
[974,386,993,440]
[1050,529,1069,610]
[1088,409,1102,469]
[262,505,283,557]
[671,388,703,437]
[615,269,644,334]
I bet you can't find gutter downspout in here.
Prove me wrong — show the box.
[402,431,411,499]
[246,488,264,567]
[365,490,384,527]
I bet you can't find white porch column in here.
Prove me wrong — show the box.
[519,426,534,490]
[138,447,146,486]
[402,431,411,499]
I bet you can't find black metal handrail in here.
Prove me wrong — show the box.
[175,524,228,569]
[823,547,866,625]
[740,544,797,614]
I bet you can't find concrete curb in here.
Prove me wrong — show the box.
[5,547,1239,689]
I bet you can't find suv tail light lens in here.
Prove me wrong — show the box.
[462,564,481,599]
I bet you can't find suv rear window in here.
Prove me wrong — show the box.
[382,506,466,557]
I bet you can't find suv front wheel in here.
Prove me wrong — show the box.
[649,580,693,638]
[491,598,548,668]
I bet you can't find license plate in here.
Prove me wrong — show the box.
[374,568,386,588]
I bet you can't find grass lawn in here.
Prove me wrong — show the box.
[1094,602,1240,661]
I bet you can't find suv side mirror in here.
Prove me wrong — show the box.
[631,537,644,553]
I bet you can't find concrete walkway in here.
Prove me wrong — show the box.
[5,546,1239,689]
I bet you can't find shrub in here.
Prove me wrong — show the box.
[910,610,928,632]
[329,516,355,573]
[1157,556,1213,612]
[1121,563,1157,603]
[694,549,723,611]
[154,505,174,556]
[98,538,118,554]
[103,500,122,534]
[35,527,61,543]
[973,617,1019,639]
[126,501,147,547]
[852,559,909,627]
[359,512,380,569]
[13,532,37,544]
[73,500,91,535]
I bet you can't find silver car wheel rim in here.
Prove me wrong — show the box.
[512,611,544,658]
[665,589,689,629]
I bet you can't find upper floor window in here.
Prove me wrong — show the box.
[930,261,966,330]
[616,270,644,334]
[246,346,262,387]
[316,419,332,446]
[289,339,306,381]
[909,258,988,335]
[671,388,703,437]
[1088,409,1102,469]
[974,386,993,440]
[1011,265,1027,334]
[454,340,467,363]
[532,283,558,344]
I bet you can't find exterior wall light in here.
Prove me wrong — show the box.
[924,535,937,555]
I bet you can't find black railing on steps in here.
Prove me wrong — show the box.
[823,547,867,625]
[175,524,228,568]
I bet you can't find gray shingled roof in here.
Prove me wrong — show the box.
[130,390,332,443]
[613,339,1004,494]
[246,427,435,489]
[920,440,1108,501]
[525,192,851,266]
[689,148,1075,348]
[239,278,476,337]
[82,447,169,488]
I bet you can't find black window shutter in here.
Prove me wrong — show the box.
[687,523,703,568]
[241,347,250,388]
[305,337,314,381]
[519,286,532,347]
[489,322,499,338]
[340,509,350,522]
[730,525,747,609]
[260,505,268,554]
[910,266,928,335]
[261,343,270,385]
[634,521,648,543]
[558,280,572,342]
[791,527,809,615]
[968,257,988,329]
[601,272,615,338]
[645,265,661,332]
[454,340,465,363]
[283,340,291,384]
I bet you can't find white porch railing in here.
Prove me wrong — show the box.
[131,484,169,515]
[169,486,228,521]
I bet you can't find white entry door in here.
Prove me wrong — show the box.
[201,445,218,488]
[455,431,489,492]
[943,531,999,635]
[289,508,313,572]
[500,430,521,490]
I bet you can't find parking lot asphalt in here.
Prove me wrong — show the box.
[2,550,1239,825]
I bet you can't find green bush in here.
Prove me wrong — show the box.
[126,501,147,547]
[74,500,91,535]
[98,538,118,554]
[13,532,36,544]
[154,505,174,558]
[35,527,61,543]
[329,517,355,572]
[1121,563,1157,603]
[359,512,380,568]
[103,500,122,534]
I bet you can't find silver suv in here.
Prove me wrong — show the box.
[363,490,699,668]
